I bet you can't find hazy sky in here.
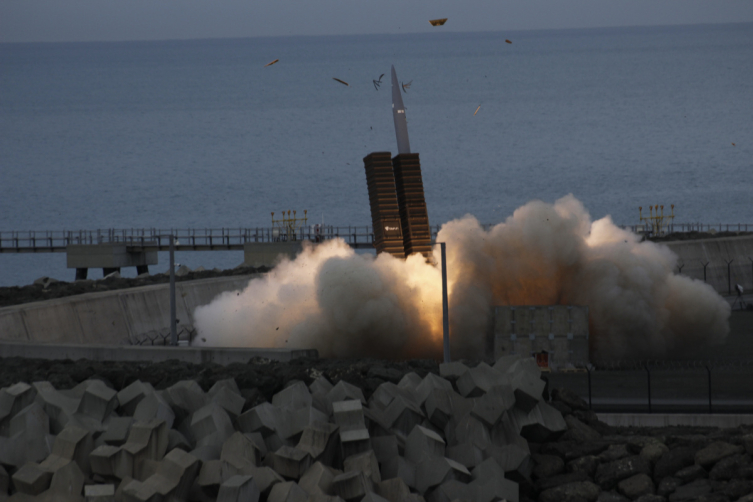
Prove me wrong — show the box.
[2,0,753,43]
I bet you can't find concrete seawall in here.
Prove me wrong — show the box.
[664,234,753,294]
[0,274,257,345]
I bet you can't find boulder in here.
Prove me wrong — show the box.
[539,481,600,502]
[595,456,651,491]
[694,442,743,469]
[617,473,655,500]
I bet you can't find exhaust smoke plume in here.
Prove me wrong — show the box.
[194,195,729,362]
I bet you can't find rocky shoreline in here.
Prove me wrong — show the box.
[1,355,752,501]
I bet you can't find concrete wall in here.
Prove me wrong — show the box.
[0,274,257,345]
[243,242,304,268]
[663,235,753,295]
[492,305,590,370]
[67,243,157,269]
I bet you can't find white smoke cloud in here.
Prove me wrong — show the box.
[194,195,730,362]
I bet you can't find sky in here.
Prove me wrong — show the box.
[2,0,753,43]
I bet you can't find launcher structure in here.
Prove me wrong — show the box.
[363,65,432,260]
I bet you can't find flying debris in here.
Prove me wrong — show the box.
[401,80,412,93]
[474,105,481,116]
[373,73,385,90]
[732,143,736,146]
[332,78,350,86]
[264,59,279,67]
[505,39,512,44]
[429,18,448,26]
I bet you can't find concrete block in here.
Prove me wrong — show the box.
[333,400,366,431]
[49,425,94,474]
[90,445,121,477]
[48,458,85,497]
[0,464,7,497]
[76,380,118,423]
[426,479,476,502]
[371,435,399,465]
[384,397,425,438]
[221,431,262,470]
[299,461,337,497]
[8,401,51,464]
[125,419,169,461]
[117,381,153,417]
[414,374,453,407]
[363,407,392,438]
[376,478,412,502]
[167,429,191,452]
[189,444,222,463]
[209,378,241,398]
[473,475,519,502]
[456,363,508,398]
[217,475,259,502]
[415,457,471,495]
[506,402,566,443]
[446,442,484,470]
[273,381,313,411]
[489,413,528,450]
[125,448,200,502]
[343,450,381,485]
[471,457,504,484]
[210,386,246,420]
[471,385,514,427]
[397,373,422,397]
[0,382,37,429]
[453,415,491,450]
[332,471,373,501]
[283,406,329,441]
[99,417,133,447]
[309,376,334,397]
[132,392,175,430]
[297,422,340,466]
[266,446,313,480]
[340,428,371,460]
[492,355,522,375]
[237,402,279,437]
[33,381,79,433]
[438,362,469,380]
[424,388,453,430]
[165,380,208,419]
[265,432,295,454]
[198,459,236,497]
[510,369,545,413]
[246,466,284,498]
[380,456,416,490]
[268,481,308,502]
[12,462,53,495]
[482,444,532,481]
[326,382,366,411]
[405,425,446,465]
[361,493,390,502]
[84,484,116,501]
[191,403,235,447]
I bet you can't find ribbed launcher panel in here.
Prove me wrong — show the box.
[392,153,432,259]
[363,152,405,259]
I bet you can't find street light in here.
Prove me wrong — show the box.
[440,242,450,363]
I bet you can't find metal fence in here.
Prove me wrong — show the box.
[549,359,753,414]
[1,222,750,253]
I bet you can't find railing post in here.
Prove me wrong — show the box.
[169,236,177,346]
[585,365,592,410]
[705,365,712,414]
[725,259,734,294]
[645,364,652,413]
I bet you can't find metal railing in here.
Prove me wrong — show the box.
[0,223,750,253]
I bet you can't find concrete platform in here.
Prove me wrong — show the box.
[597,413,753,428]
[0,341,317,365]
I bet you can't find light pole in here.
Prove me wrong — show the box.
[440,243,450,363]
[169,236,177,346]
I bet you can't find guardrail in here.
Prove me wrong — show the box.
[1,223,750,253]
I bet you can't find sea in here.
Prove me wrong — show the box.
[1,23,752,287]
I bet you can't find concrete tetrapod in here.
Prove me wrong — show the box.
[216,474,260,502]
